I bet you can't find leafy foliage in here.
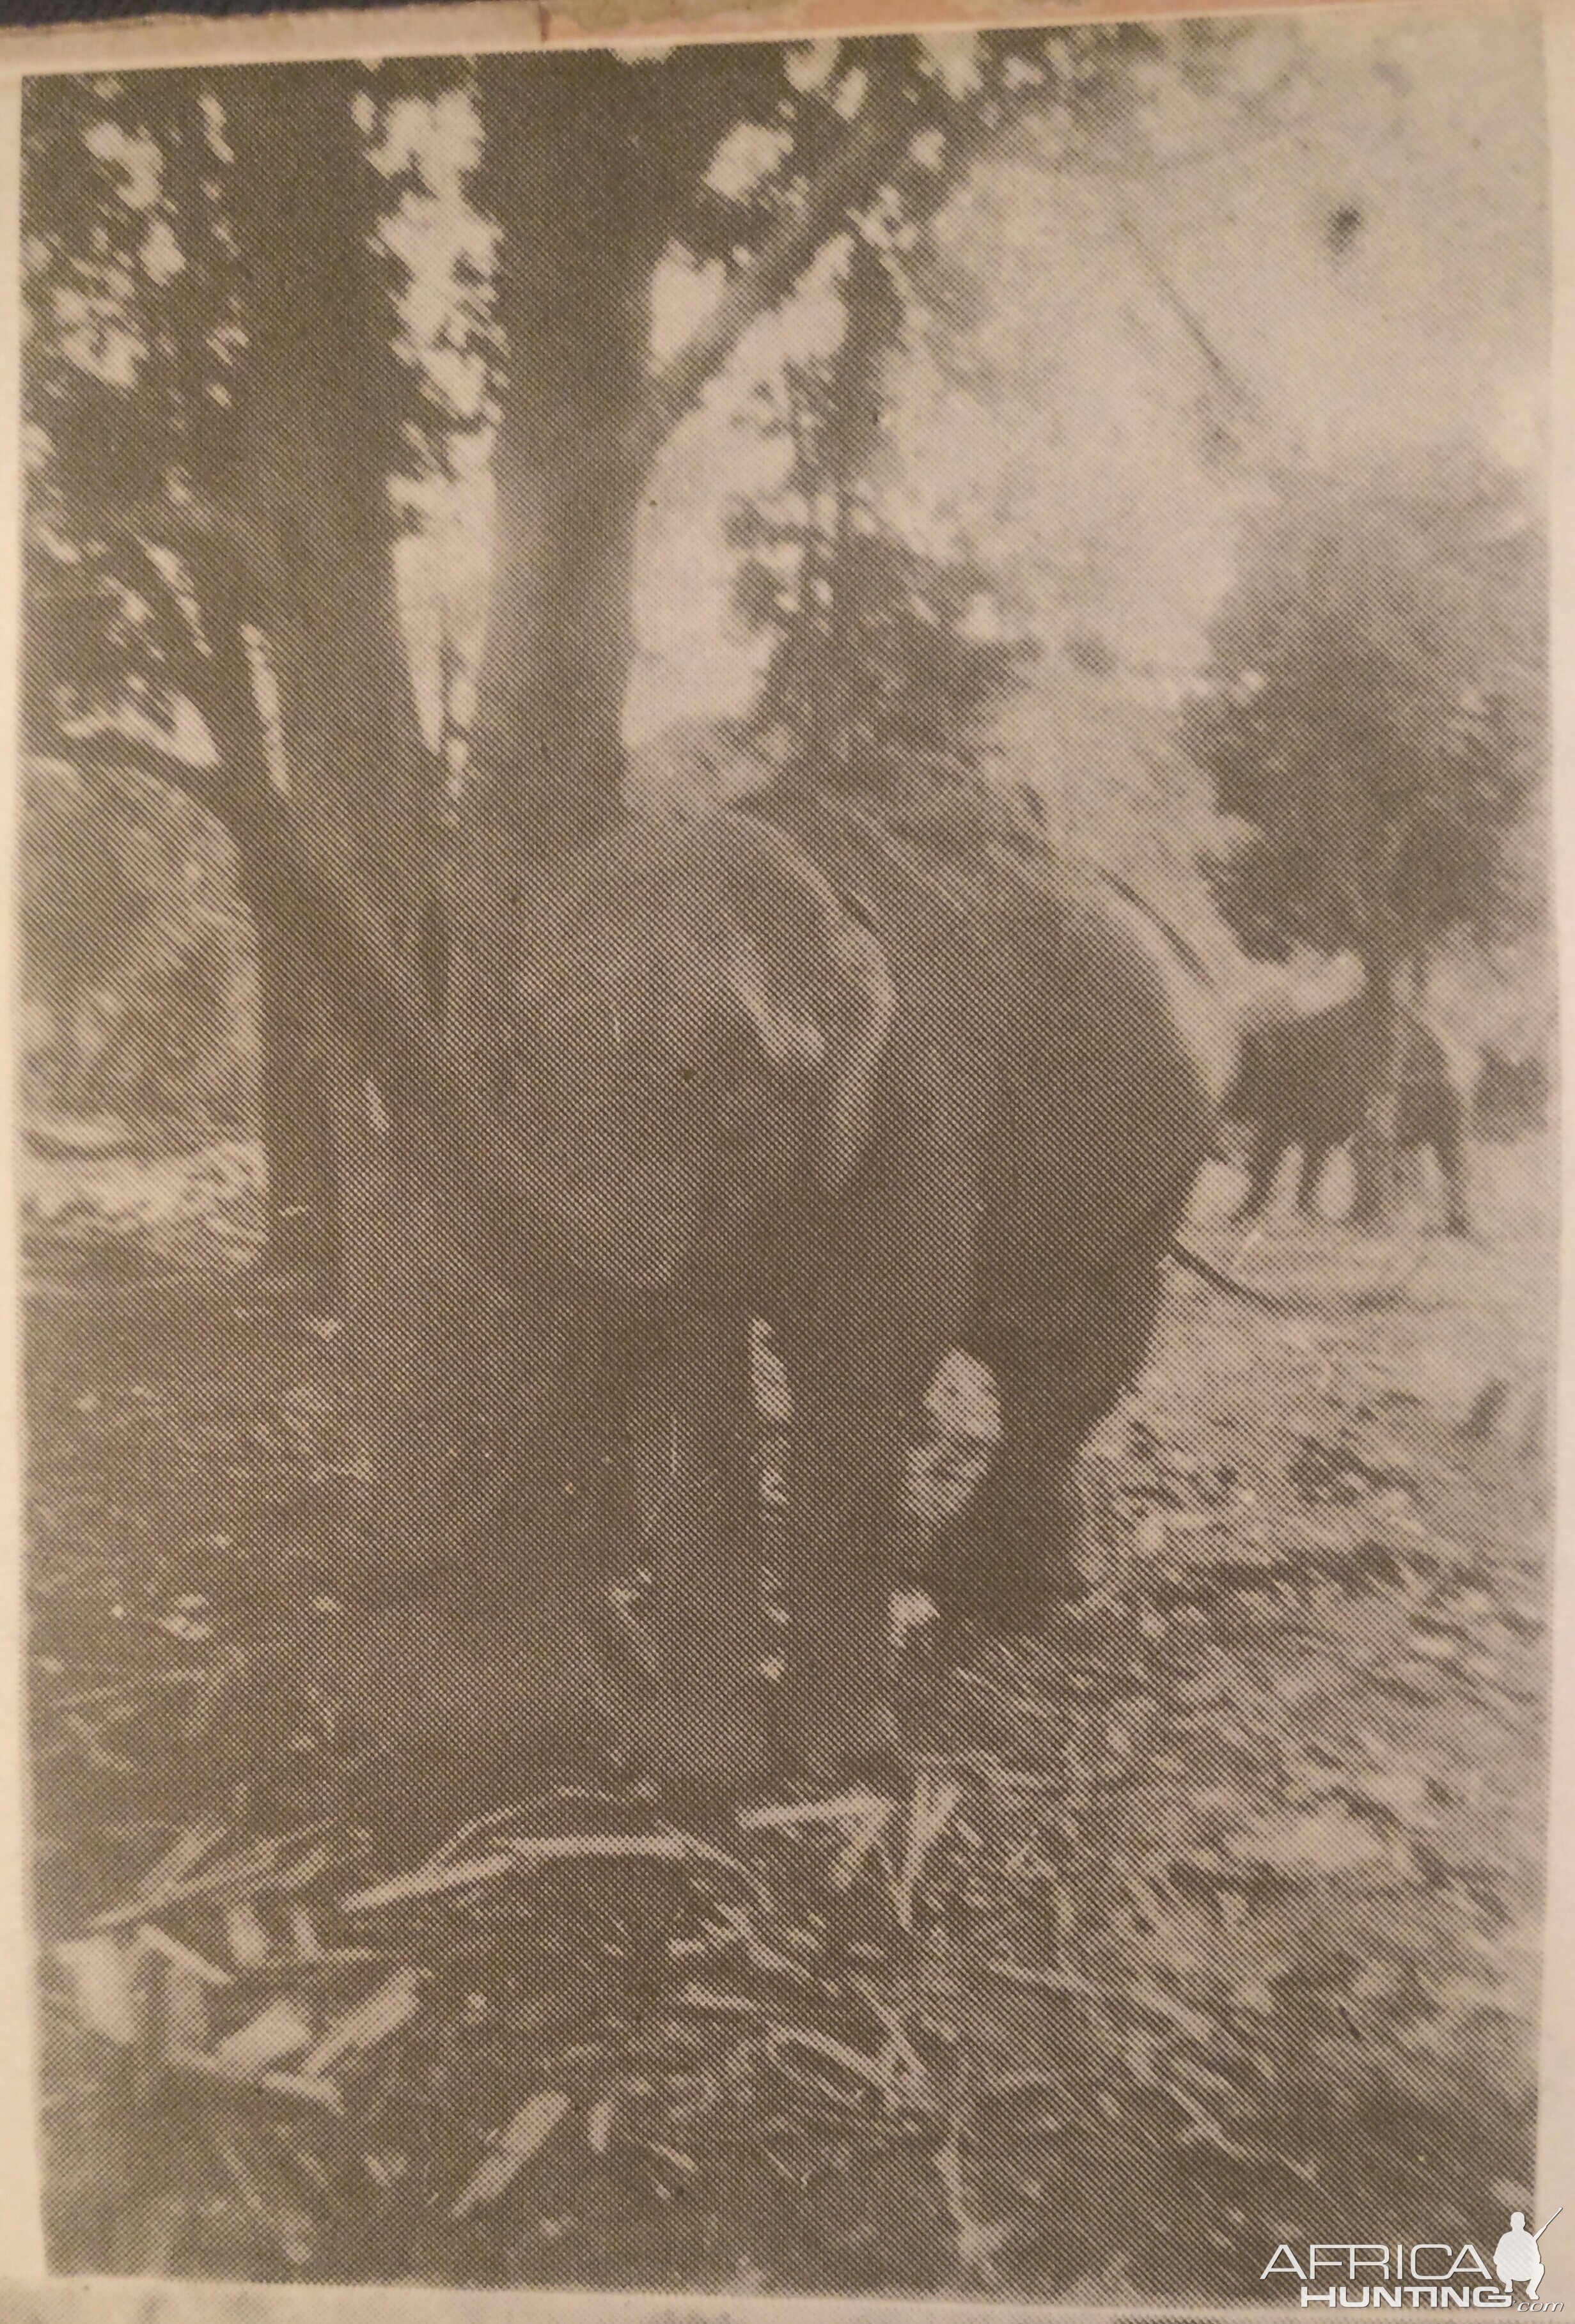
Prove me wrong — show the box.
[22,74,244,733]
[20,758,256,1136]
[22,66,448,757]
[1182,452,1547,971]
[21,22,1244,798]
[730,239,1034,793]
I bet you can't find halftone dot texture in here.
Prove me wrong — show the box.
[19,13,1552,2298]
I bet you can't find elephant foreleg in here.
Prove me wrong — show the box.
[498,1297,634,1586]
[774,1348,911,1781]
[624,1302,774,1789]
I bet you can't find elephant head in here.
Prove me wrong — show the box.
[457,808,897,1295]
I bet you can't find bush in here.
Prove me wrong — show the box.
[21,756,258,1142]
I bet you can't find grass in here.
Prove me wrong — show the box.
[24,1134,1553,2294]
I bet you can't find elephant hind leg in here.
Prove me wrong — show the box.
[1234,1127,1282,1222]
[1432,1104,1471,1236]
[932,1249,1168,1630]
[1297,1141,1336,1218]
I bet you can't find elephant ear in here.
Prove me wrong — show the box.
[717,871,896,1199]
[503,819,897,1295]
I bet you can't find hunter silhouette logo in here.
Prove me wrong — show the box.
[1496,2212,1559,2300]
[1263,2215,1562,2308]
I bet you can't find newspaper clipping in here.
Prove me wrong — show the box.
[5,0,1563,2309]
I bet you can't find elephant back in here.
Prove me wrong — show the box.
[747,787,1222,1295]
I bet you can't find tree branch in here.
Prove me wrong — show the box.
[625,84,918,474]
[55,607,435,1134]
[1116,205,1260,421]
[59,699,220,789]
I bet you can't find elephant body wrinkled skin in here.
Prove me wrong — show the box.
[1223,990,1469,1233]
[450,789,1230,1779]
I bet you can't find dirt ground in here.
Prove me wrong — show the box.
[23,1132,1554,2296]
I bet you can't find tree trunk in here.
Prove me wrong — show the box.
[466,58,664,870]
[205,75,512,1589]
[217,66,446,980]
[469,423,643,859]
[146,59,954,1773]
[288,64,660,1620]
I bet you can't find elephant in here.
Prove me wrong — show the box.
[446,785,1235,1782]
[1222,988,1469,1233]
[1473,1042,1549,1143]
